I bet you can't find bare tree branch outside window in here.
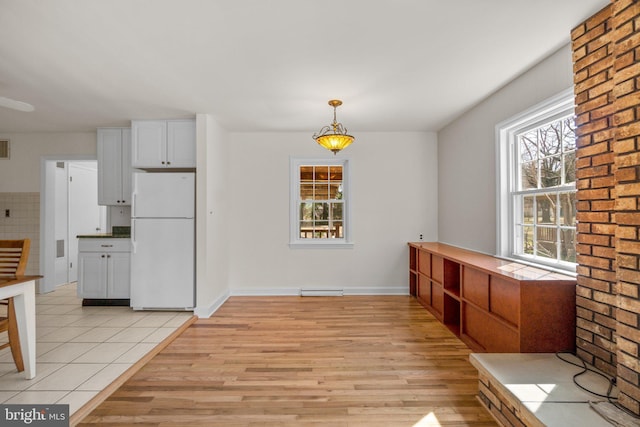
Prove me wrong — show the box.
[516,117,576,263]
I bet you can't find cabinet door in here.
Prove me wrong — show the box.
[462,267,489,310]
[120,129,132,205]
[417,275,431,307]
[97,129,123,205]
[167,120,196,167]
[78,252,107,298]
[107,252,130,299]
[431,283,444,317]
[462,303,519,352]
[417,251,431,276]
[132,121,167,168]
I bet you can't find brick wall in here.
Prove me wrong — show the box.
[573,0,640,415]
[477,371,529,427]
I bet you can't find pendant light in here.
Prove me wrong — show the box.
[312,100,354,154]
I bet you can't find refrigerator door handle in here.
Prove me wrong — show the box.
[131,192,137,218]
[131,220,137,253]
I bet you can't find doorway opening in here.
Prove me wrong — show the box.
[40,157,106,294]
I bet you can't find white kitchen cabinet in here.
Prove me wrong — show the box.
[77,238,131,300]
[131,119,196,168]
[97,128,131,205]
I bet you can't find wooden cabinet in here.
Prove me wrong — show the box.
[131,119,196,168]
[78,238,131,302]
[408,242,576,353]
[412,248,461,335]
[98,128,131,206]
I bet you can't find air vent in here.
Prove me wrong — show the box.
[0,139,9,159]
[56,240,65,258]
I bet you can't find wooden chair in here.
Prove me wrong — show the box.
[0,239,31,372]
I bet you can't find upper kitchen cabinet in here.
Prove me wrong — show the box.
[98,127,132,206]
[131,119,196,168]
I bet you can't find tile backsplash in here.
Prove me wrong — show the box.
[0,192,40,275]
[108,205,131,229]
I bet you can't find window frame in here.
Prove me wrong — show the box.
[289,157,353,249]
[496,88,577,273]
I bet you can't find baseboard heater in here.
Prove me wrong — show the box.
[299,289,344,297]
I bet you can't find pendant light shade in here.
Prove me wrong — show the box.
[313,100,354,154]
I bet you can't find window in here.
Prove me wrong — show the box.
[290,158,352,248]
[497,89,576,272]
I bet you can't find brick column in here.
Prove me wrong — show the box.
[612,0,640,414]
[573,0,640,415]
[572,4,617,378]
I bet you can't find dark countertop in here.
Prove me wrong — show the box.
[77,234,130,239]
[78,226,130,239]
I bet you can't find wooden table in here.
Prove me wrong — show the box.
[0,275,39,379]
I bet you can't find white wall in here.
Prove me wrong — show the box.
[227,131,437,294]
[0,132,96,289]
[437,44,575,254]
[195,114,231,317]
[1,125,436,302]
[0,132,96,192]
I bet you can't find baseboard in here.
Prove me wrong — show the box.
[231,288,300,296]
[230,286,409,296]
[193,289,230,318]
[194,286,410,316]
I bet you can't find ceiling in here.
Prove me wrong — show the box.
[0,0,608,134]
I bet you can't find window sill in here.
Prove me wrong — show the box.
[289,241,354,249]
[496,254,577,277]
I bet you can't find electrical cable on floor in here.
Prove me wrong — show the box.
[555,352,616,399]
[556,352,640,424]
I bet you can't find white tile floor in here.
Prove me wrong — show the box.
[0,283,193,416]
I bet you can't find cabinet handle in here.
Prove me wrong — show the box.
[101,254,105,258]
[162,161,165,164]
[101,244,113,248]
[167,161,171,165]
[107,255,111,258]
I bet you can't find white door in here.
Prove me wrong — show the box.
[69,162,106,283]
[107,252,130,299]
[41,157,101,294]
[54,163,68,286]
[167,120,196,167]
[131,120,166,168]
[131,218,194,309]
[132,172,195,218]
[78,251,107,298]
[97,128,123,206]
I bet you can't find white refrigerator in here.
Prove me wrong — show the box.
[130,172,195,310]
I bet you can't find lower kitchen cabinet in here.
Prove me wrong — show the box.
[408,242,576,353]
[78,238,131,302]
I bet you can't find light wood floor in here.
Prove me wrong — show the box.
[78,296,497,426]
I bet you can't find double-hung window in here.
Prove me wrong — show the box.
[497,89,577,272]
[289,158,352,248]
